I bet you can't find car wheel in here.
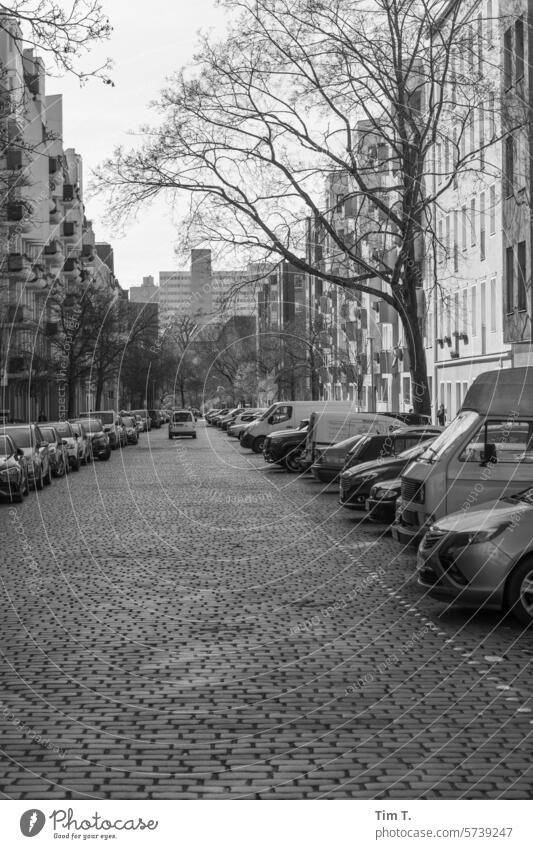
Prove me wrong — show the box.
[252,436,265,454]
[44,465,53,486]
[507,557,533,625]
[11,478,24,503]
[102,448,111,461]
[168,435,173,440]
[23,471,29,495]
[71,458,80,472]
[284,448,303,473]
[35,469,44,491]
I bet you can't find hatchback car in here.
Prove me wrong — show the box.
[417,486,533,624]
[80,410,122,447]
[39,425,69,477]
[1,424,52,489]
[49,420,84,470]
[263,421,310,471]
[71,417,111,461]
[0,433,29,502]
[169,410,197,439]
[342,426,443,473]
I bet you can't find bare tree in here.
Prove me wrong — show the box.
[0,1,112,83]
[96,0,521,415]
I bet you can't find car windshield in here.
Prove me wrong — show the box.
[71,424,84,436]
[122,417,134,426]
[173,412,192,422]
[0,435,13,454]
[76,419,101,432]
[259,403,279,421]
[3,427,32,447]
[40,428,56,442]
[419,411,479,463]
[50,422,71,436]
[397,439,435,460]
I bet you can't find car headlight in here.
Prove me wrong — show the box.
[372,486,397,499]
[0,466,18,479]
[445,524,512,548]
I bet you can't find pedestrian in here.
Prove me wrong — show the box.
[437,404,446,426]
[37,409,47,422]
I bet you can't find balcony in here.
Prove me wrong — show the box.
[63,257,81,280]
[5,253,32,279]
[81,243,95,262]
[5,304,31,324]
[49,201,61,225]
[62,184,80,206]
[43,240,64,269]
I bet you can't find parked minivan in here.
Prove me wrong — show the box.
[392,367,533,546]
[240,401,365,454]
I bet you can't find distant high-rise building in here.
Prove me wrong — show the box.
[129,276,160,304]
[96,243,115,276]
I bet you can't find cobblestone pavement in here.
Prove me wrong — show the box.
[1,422,532,799]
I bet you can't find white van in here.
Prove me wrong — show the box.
[169,409,197,439]
[306,410,405,462]
[241,401,368,454]
[392,367,533,545]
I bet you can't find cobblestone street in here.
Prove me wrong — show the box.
[1,422,532,799]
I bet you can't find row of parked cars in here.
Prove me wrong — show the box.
[210,372,533,624]
[0,409,144,504]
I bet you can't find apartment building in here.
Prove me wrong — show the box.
[424,1,533,421]
[0,18,118,420]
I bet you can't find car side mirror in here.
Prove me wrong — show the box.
[267,416,274,424]
[481,443,497,466]
[15,449,23,459]
[62,439,68,445]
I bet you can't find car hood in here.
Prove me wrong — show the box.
[268,427,307,441]
[341,453,406,482]
[432,499,532,534]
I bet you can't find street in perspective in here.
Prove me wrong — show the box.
[1,0,533,841]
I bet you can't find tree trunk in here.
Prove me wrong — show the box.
[67,374,77,418]
[395,270,431,418]
[95,378,104,410]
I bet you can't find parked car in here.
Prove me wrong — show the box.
[169,410,197,439]
[131,409,151,432]
[209,409,230,427]
[263,421,310,471]
[204,409,222,424]
[416,485,533,624]
[365,477,402,525]
[342,426,443,473]
[80,410,122,448]
[241,401,364,454]
[121,416,139,444]
[49,420,84,470]
[306,410,405,466]
[69,420,93,464]
[309,434,366,483]
[227,410,265,439]
[1,424,52,489]
[71,417,111,461]
[218,408,244,430]
[39,425,69,477]
[148,410,163,429]
[0,433,29,502]
[339,438,439,510]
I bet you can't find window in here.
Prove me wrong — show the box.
[504,27,513,90]
[461,205,467,250]
[445,215,450,254]
[478,106,484,169]
[437,218,443,264]
[517,240,527,311]
[270,405,292,424]
[505,136,514,197]
[460,420,533,464]
[490,277,497,332]
[472,286,477,335]
[516,19,524,81]
[462,290,468,329]
[470,198,476,246]
[506,246,514,312]
[480,191,486,261]
[489,185,496,234]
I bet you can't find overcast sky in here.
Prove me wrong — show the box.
[54,0,226,289]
